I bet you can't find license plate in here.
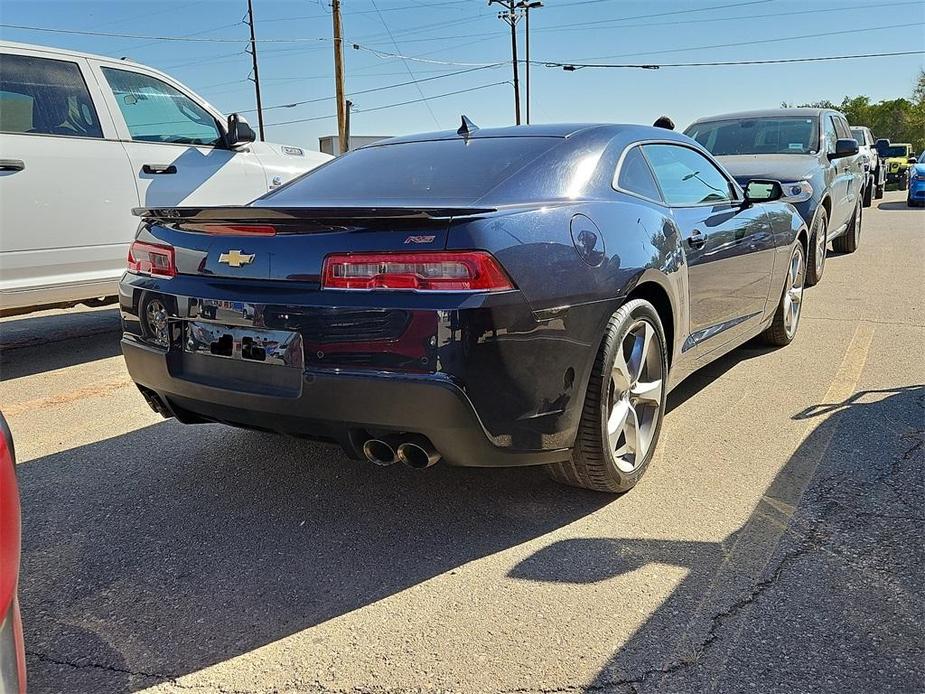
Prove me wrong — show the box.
[185,322,303,368]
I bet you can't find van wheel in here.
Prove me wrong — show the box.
[547,299,667,493]
[875,180,884,199]
[863,183,872,208]
[833,201,861,254]
[805,207,827,286]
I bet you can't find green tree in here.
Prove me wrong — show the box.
[783,73,925,152]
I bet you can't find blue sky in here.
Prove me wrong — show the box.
[2,0,923,149]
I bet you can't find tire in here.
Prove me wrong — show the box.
[547,299,667,493]
[805,206,827,286]
[863,182,872,208]
[908,198,915,207]
[900,175,908,191]
[833,200,861,254]
[762,241,806,347]
[875,179,884,200]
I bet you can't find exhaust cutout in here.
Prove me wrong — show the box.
[397,435,441,469]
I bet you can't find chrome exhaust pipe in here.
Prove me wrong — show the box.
[362,436,401,466]
[396,435,441,469]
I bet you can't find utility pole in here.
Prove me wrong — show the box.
[518,1,542,124]
[245,0,265,140]
[489,0,521,125]
[331,0,348,154]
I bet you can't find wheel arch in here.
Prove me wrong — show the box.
[625,275,676,369]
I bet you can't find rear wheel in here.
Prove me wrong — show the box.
[547,299,667,493]
[833,200,861,254]
[899,175,908,191]
[863,182,872,208]
[805,207,827,286]
[762,242,805,346]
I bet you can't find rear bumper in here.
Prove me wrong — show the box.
[123,337,568,467]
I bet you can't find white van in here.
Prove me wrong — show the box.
[0,41,331,316]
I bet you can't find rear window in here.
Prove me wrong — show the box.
[260,137,563,205]
[685,117,819,156]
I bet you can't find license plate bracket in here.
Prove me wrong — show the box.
[185,322,303,369]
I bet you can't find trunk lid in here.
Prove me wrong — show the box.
[133,205,496,283]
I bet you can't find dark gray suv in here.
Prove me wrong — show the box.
[685,108,863,286]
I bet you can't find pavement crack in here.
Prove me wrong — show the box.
[26,648,170,683]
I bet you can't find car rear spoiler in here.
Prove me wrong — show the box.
[132,205,498,224]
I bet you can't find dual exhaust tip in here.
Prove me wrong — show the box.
[362,434,440,469]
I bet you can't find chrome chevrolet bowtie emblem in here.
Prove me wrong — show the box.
[218,250,255,268]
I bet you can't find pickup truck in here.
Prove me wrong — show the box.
[0,41,331,316]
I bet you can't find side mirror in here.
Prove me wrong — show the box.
[743,179,783,204]
[828,138,858,160]
[227,113,257,147]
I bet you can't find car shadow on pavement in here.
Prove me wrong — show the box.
[0,308,122,380]
[17,422,611,692]
[666,341,776,413]
[510,384,925,692]
[877,201,920,212]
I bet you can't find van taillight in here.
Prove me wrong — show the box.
[128,241,176,278]
[322,251,514,291]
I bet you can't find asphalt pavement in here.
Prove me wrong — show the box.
[1,191,922,694]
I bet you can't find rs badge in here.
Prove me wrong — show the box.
[218,250,256,268]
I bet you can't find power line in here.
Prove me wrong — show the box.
[556,21,925,63]
[238,64,503,112]
[354,0,925,47]
[369,0,440,128]
[545,49,925,71]
[0,22,331,43]
[265,81,509,127]
[351,44,503,67]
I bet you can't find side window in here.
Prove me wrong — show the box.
[616,146,662,202]
[101,67,221,146]
[823,116,838,153]
[833,117,852,140]
[641,144,734,206]
[0,53,103,138]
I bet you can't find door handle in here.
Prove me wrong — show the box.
[0,159,25,172]
[688,229,706,249]
[142,164,177,175]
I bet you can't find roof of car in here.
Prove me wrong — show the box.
[0,40,151,67]
[689,108,840,124]
[368,123,694,146]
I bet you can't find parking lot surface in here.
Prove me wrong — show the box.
[1,192,922,694]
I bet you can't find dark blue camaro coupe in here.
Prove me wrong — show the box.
[121,121,808,492]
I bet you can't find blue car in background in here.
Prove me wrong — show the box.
[908,151,925,207]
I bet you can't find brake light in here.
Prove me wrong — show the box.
[322,251,514,291]
[183,224,276,236]
[128,241,176,278]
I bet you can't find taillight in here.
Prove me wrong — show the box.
[322,251,515,291]
[128,241,176,278]
[183,224,276,236]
